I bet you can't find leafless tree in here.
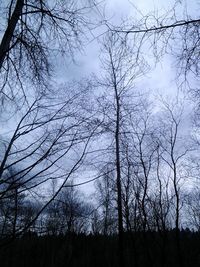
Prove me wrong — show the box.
[154,97,190,266]
[95,167,117,235]
[95,31,148,267]
[185,190,200,231]
[0,0,98,102]
[45,183,92,235]
[109,1,200,87]
[0,85,100,242]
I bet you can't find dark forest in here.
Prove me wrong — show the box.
[0,1,200,266]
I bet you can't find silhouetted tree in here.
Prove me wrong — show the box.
[0,0,98,102]
[0,86,100,241]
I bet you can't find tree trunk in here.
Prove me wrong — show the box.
[0,0,24,70]
[114,90,124,267]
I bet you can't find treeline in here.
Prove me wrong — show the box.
[0,168,200,267]
[0,230,200,267]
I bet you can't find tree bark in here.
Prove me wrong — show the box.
[0,0,24,70]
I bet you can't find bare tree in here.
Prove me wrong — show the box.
[95,167,117,235]
[0,85,100,242]
[155,97,190,267]
[0,0,98,102]
[45,183,92,235]
[109,1,200,86]
[0,166,26,238]
[185,190,200,231]
[95,32,147,267]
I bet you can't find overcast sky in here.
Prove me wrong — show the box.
[1,0,196,196]
[55,0,199,97]
[59,0,198,196]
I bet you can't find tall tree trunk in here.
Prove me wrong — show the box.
[0,0,24,70]
[114,89,124,267]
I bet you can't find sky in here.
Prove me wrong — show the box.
[55,0,199,96]
[1,0,199,198]
[57,0,199,196]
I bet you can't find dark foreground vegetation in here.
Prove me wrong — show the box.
[0,230,200,267]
